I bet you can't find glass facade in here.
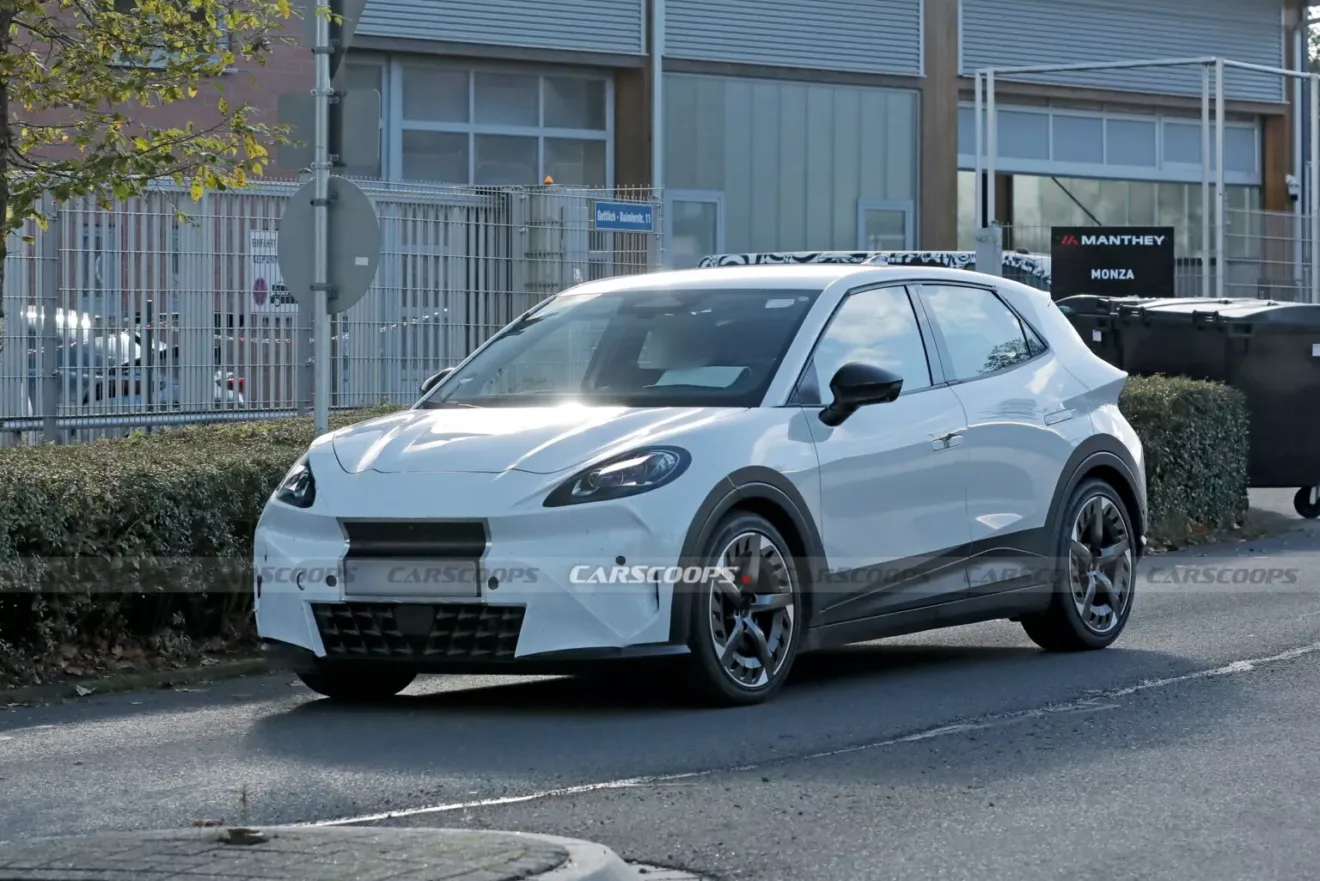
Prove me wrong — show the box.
[957,172,1264,258]
[395,64,611,187]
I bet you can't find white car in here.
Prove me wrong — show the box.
[254,265,1146,706]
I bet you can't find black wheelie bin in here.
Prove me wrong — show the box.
[1113,298,1320,517]
[1056,295,1165,367]
[1112,298,1263,382]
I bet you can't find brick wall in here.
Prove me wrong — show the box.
[14,11,309,180]
[132,15,312,180]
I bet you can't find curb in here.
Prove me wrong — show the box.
[0,825,643,881]
[1145,508,1304,554]
[0,656,269,706]
[505,831,639,881]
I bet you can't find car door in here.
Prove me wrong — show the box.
[796,284,973,626]
[916,282,1095,595]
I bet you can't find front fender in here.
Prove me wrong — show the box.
[668,467,827,646]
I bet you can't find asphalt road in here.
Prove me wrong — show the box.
[2,489,1319,881]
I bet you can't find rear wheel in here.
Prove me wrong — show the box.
[685,512,803,706]
[296,666,416,701]
[1294,487,1320,519]
[1021,478,1136,652]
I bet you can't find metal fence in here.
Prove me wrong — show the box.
[997,207,1317,303]
[1,181,664,445]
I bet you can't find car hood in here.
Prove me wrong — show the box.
[330,405,737,475]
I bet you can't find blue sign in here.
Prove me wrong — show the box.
[593,201,654,233]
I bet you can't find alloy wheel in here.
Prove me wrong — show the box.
[1068,495,1134,634]
[708,530,796,689]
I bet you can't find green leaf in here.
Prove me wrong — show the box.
[0,0,286,241]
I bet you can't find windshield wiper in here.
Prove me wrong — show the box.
[424,400,483,409]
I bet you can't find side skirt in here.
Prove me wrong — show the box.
[802,583,1053,653]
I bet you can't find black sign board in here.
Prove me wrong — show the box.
[1050,226,1176,300]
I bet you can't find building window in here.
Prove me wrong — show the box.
[340,61,384,179]
[397,63,611,187]
[955,171,1262,259]
[111,0,231,57]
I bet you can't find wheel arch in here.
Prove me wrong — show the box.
[1046,437,1146,556]
[669,467,827,646]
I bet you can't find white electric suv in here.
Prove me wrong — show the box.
[254,264,1146,706]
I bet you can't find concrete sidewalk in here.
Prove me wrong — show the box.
[0,826,640,881]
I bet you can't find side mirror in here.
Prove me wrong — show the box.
[820,363,903,427]
[419,367,453,395]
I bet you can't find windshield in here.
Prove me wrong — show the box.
[421,286,821,408]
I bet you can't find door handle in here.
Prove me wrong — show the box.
[1044,408,1075,426]
[931,430,963,451]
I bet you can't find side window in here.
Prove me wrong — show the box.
[921,285,1042,382]
[799,287,932,404]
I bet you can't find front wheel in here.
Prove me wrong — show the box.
[685,512,804,706]
[1021,478,1137,652]
[296,666,416,701]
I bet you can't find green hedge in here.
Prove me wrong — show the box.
[0,378,1249,686]
[0,406,401,685]
[1118,375,1250,544]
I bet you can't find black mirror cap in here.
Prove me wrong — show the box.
[820,363,903,426]
[420,367,454,395]
[830,362,903,406]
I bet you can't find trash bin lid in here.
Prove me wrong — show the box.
[1114,297,1263,325]
[1206,301,1320,328]
[1056,294,1158,316]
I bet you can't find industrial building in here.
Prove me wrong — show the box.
[329,0,1309,269]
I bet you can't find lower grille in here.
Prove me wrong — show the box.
[312,602,524,661]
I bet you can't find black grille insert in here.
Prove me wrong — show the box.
[313,602,524,660]
[341,520,488,560]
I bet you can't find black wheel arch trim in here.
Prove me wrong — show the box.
[1045,436,1146,555]
[669,467,827,646]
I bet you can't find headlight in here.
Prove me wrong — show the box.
[544,447,691,507]
[275,457,316,508]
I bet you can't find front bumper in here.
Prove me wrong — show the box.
[253,470,696,666]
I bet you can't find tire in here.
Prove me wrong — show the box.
[684,512,805,706]
[1021,478,1137,652]
[1294,487,1320,519]
[296,666,416,701]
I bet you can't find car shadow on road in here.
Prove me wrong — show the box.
[293,644,1048,715]
[244,641,1188,775]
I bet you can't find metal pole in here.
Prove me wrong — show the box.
[651,0,664,194]
[39,196,59,445]
[1295,24,1305,287]
[974,72,984,228]
[1215,58,1226,300]
[1311,72,1319,304]
[982,56,1218,77]
[312,3,331,434]
[1201,63,1211,299]
[143,298,154,435]
[986,70,997,228]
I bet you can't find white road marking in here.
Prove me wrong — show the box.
[299,640,1320,828]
